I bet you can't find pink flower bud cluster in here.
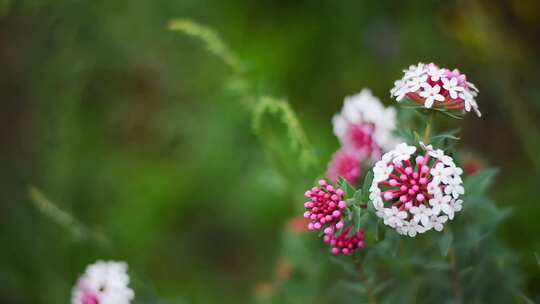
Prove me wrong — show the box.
[323,226,365,255]
[303,179,366,255]
[303,179,346,231]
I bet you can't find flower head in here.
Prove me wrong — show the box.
[323,226,365,255]
[303,179,346,231]
[390,62,481,117]
[326,149,362,184]
[333,89,399,161]
[72,261,134,304]
[369,143,465,237]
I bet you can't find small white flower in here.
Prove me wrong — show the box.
[403,63,427,80]
[401,220,429,237]
[419,84,445,108]
[427,148,445,159]
[392,143,416,163]
[430,214,448,231]
[391,80,409,101]
[407,74,429,92]
[439,154,456,167]
[467,81,479,93]
[410,204,433,227]
[440,198,459,219]
[428,192,451,215]
[441,77,463,99]
[383,207,408,228]
[373,162,394,182]
[458,90,474,112]
[427,182,441,196]
[430,162,451,185]
[72,261,134,304]
[444,176,465,198]
[427,65,446,82]
[451,199,463,214]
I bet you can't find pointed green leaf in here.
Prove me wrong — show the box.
[348,206,363,237]
[361,171,373,202]
[353,189,363,204]
[337,177,355,198]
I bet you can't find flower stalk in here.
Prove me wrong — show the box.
[423,111,435,144]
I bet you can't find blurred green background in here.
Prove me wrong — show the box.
[1,0,540,303]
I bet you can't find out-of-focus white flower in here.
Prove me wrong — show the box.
[332,89,399,162]
[369,142,465,236]
[72,261,134,304]
[390,62,481,117]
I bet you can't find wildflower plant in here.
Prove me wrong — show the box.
[281,63,524,303]
[28,18,525,303]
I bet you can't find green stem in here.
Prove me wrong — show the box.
[423,112,435,144]
[449,248,463,303]
[356,261,378,304]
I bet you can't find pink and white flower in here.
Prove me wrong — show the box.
[326,149,362,184]
[390,62,481,117]
[72,261,134,304]
[369,143,465,237]
[332,89,399,162]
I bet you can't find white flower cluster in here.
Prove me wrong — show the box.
[332,88,399,154]
[390,62,481,117]
[72,260,135,304]
[369,143,465,237]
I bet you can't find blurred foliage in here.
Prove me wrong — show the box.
[1,0,540,303]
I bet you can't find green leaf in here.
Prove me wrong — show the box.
[440,110,464,120]
[397,129,415,145]
[373,217,380,241]
[337,177,355,198]
[348,206,363,237]
[535,252,540,268]
[464,168,499,197]
[361,171,374,202]
[353,189,363,204]
[438,230,453,257]
[431,130,461,147]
